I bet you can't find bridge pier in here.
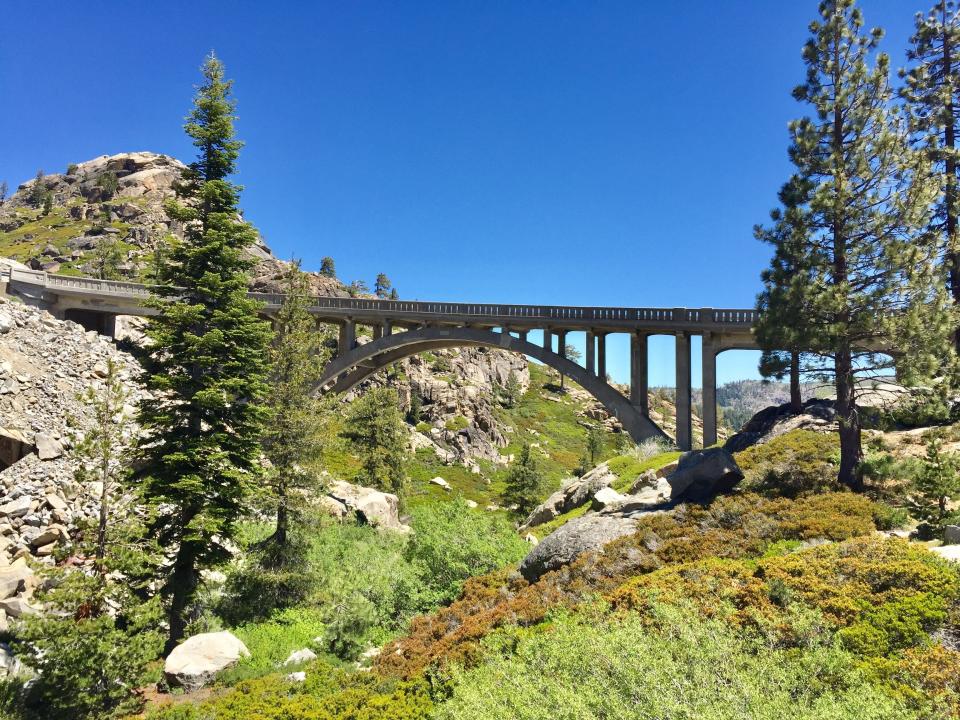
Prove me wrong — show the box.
[586,331,595,375]
[702,331,718,447]
[338,319,356,356]
[383,319,392,337]
[543,329,553,353]
[556,330,567,358]
[630,332,648,415]
[675,331,692,451]
[597,333,607,380]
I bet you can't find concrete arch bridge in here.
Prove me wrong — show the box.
[1,264,760,450]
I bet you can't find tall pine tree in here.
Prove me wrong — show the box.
[136,53,272,653]
[902,0,960,351]
[261,260,330,550]
[756,0,949,490]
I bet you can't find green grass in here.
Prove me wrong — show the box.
[217,607,328,685]
[608,451,681,493]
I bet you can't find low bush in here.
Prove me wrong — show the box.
[437,605,919,720]
[735,430,840,497]
[147,660,433,720]
[218,607,327,684]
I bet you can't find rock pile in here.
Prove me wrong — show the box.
[0,297,146,570]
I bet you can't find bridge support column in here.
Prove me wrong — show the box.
[675,331,692,451]
[701,332,718,448]
[586,331,595,375]
[338,320,356,357]
[372,324,383,341]
[383,319,392,337]
[630,332,648,415]
[543,329,553,353]
[597,333,607,380]
[556,330,567,358]
[518,330,528,343]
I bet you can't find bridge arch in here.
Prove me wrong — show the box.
[316,326,670,444]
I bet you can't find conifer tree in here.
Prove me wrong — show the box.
[13,360,163,719]
[389,287,399,300]
[907,430,960,535]
[262,260,329,549]
[319,256,336,277]
[0,180,7,204]
[341,387,407,494]
[756,0,950,490]
[902,0,960,351]
[29,169,45,207]
[502,369,522,408]
[586,425,605,465]
[502,443,545,516]
[374,272,392,299]
[135,53,272,653]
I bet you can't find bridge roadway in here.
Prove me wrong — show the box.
[1,264,760,450]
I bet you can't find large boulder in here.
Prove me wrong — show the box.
[519,514,637,582]
[520,462,617,531]
[327,480,409,532]
[164,631,250,691]
[665,448,743,501]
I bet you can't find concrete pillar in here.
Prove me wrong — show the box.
[338,319,356,357]
[383,318,393,337]
[103,314,117,339]
[372,324,383,341]
[543,329,553,353]
[630,332,648,415]
[586,331,595,375]
[518,330,528,343]
[675,331,692,451]
[701,332,718,448]
[556,330,568,358]
[597,333,607,380]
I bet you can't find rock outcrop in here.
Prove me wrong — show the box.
[519,462,618,531]
[164,631,250,691]
[519,449,744,582]
[325,480,410,532]
[724,399,837,453]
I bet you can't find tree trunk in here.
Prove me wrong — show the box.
[275,483,288,549]
[164,540,198,656]
[789,351,802,413]
[835,347,863,491]
[942,0,960,351]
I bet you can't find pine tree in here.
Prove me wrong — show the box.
[13,360,163,719]
[389,287,399,300]
[135,53,272,653]
[0,180,7,204]
[502,443,545,516]
[319,256,336,277]
[341,387,407,494]
[560,343,581,390]
[756,0,951,490]
[374,272,392,299]
[907,431,960,536]
[586,425,605,465]
[91,236,125,280]
[29,169,45,207]
[902,0,960,351]
[262,260,329,550]
[502,370,522,408]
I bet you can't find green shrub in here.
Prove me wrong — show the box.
[444,416,469,432]
[889,388,953,428]
[872,502,910,531]
[735,430,840,497]
[220,607,327,684]
[839,594,948,657]
[401,498,528,611]
[415,421,432,434]
[437,606,917,720]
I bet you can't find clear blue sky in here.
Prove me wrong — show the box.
[0,1,918,386]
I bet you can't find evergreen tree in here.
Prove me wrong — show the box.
[560,343,581,390]
[907,430,960,536]
[319,256,336,277]
[389,287,399,300]
[374,272,392,299]
[348,279,369,296]
[502,443,545,516]
[135,53,272,653]
[262,260,329,549]
[341,387,407,494]
[502,370,522,408]
[91,236,125,280]
[586,425,605,465]
[13,360,163,719]
[29,169,45,207]
[756,0,950,490]
[902,0,960,351]
[0,180,7,204]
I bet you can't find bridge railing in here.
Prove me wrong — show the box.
[10,268,759,327]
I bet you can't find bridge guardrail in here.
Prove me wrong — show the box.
[12,269,758,327]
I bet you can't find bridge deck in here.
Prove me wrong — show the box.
[5,266,758,335]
